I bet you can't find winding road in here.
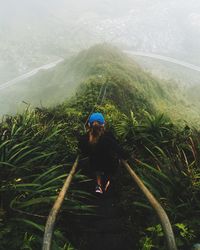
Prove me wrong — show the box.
[124,50,200,73]
[0,58,63,91]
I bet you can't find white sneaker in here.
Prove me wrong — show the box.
[95,185,103,194]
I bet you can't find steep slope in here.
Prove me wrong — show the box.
[62,45,200,125]
[1,44,199,125]
[122,53,200,122]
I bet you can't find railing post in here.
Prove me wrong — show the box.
[122,160,177,250]
[42,156,79,250]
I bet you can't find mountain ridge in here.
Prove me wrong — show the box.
[1,44,200,126]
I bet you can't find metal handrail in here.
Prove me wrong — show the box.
[122,160,177,250]
[42,156,79,250]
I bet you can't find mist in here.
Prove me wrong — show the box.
[0,0,200,115]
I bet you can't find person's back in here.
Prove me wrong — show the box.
[80,131,122,173]
[79,112,128,194]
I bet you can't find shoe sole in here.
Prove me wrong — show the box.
[95,189,103,194]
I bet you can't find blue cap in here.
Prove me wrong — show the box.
[88,112,105,126]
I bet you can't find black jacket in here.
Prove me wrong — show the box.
[78,131,128,174]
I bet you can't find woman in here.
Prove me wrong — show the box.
[79,112,128,194]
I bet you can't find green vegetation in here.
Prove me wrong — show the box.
[2,44,200,127]
[0,106,92,249]
[1,45,200,249]
[115,111,200,249]
[186,84,200,109]
[129,55,200,116]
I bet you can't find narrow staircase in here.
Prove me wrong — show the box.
[66,176,136,250]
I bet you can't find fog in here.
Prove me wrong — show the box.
[1,0,200,81]
[0,0,200,115]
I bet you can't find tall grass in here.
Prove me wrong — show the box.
[115,111,200,249]
[0,107,91,249]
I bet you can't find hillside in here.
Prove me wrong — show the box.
[186,84,200,109]
[70,45,200,126]
[123,53,200,116]
[1,44,200,126]
[0,55,86,115]
[1,45,200,249]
